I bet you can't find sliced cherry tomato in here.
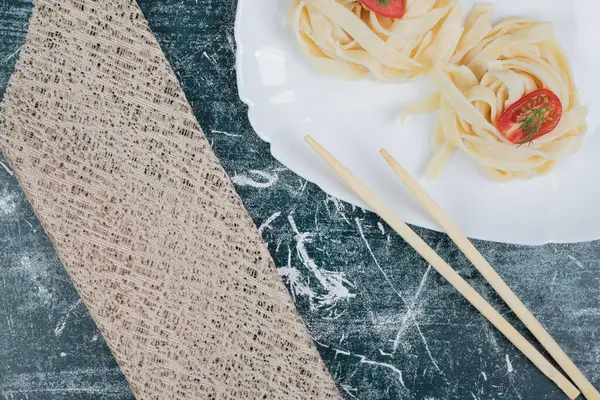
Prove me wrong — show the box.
[497,88,563,145]
[358,0,406,19]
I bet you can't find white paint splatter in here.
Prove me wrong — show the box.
[379,349,393,357]
[360,358,405,387]
[355,218,407,303]
[37,286,53,305]
[296,178,308,196]
[211,129,241,137]
[335,348,351,356]
[325,195,344,212]
[0,160,14,176]
[393,265,432,352]
[293,239,355,308]
[231,170,277,188]
[481,371,487,381]
[319,341,405,387]
[356,218,442,373]
[341,384,358,399]
[60,352,67,358]
[225,31,236,53]
[257,211,281,236]
[288,214,300,233]
[22,219,36,233]
[17,255,39,276]
[567,254,584,269]
[0,192,17,215]
[4,45,23,63]
[279,246,316,302]
[279,266,316,301]
[550,270,558,292]
[285,214,355,310]
[505,354,514,373]
[324,195,351,224]
[54,299,82,337]
[201,51,218,65]
[377,222,385,235]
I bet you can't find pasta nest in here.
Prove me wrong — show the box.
[405,5,588,181]
[290,0,464,80]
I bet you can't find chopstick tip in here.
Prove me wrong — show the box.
[304,135,322,153]
[379,148,393,162]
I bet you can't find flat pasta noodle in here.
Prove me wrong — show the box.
[290,0,470,80]
[405,7,588,181]
[290,1,588,181]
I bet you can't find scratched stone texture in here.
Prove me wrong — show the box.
[0,1,134,399]
[138,1,600,399]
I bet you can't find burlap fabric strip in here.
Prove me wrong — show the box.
[0,0,340,398]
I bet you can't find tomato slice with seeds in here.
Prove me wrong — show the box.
[497,89,563,145]
[358,0,406,19]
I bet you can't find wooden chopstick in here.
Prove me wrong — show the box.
[304,135,580,400]
[380,149,600,400]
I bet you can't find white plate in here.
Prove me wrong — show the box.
[235,0,600,245]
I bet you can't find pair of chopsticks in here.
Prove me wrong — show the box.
[305,135,600,400]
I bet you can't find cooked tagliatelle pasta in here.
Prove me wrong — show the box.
[290,0,472,80]
[404,5,588,181]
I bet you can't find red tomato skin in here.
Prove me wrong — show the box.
[358,0,406,19]
[497,89,563,145]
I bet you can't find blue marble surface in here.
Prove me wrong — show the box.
[0,0,598,399]
[0,1,134,399]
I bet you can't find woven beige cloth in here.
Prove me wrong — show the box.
[0,0,340,398]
